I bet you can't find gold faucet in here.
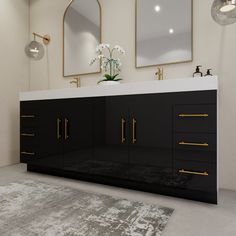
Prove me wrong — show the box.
[70,77,81,88]
[155,67,164,80]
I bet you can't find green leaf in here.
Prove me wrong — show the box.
[113,74,119,79]
[100,73,122,84]
[104,74,112,80]
[103,74,120,80]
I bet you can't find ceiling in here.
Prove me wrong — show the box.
[137,0,192,41]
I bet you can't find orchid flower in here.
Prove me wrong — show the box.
[90,43,125,84]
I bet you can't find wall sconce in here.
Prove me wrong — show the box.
[25,33,51,60]
[212,0,236,25]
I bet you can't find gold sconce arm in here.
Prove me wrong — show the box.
[33,32,51,45]
[25,32,51,60]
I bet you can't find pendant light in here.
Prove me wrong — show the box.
[25,33,51,60]
[211,0,236,25]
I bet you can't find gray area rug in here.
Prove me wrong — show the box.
[0,180,173,236]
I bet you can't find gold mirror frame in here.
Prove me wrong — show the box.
[63,0,102,78]
[135,0,193,69]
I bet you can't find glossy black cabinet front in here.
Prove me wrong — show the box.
[92,94,173,184]
[92,96,130,179]
[21,90,217,204]
[62,98,93,174]
[20,100,63,169]
[128,94,173,186]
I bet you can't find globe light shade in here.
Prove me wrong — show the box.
[212,0,236,25]
[25,40,45,60]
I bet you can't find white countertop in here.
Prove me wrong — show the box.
[20,77,218,101]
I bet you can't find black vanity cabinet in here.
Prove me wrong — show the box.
[20,90,218,204]
[21,98,94,172]
[36,100,63,169]
[20,100,63,169]
[92,96,130,179]
[20,101,40,164]
[62,98,93,174]
[92,94,173,184]
[128,94,173,186]
[172,91,217,203]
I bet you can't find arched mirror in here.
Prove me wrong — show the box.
[63,0,101,77]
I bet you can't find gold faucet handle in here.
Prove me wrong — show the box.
[161,67,164,80]
[155,67,164,80]
[70,77,81,87]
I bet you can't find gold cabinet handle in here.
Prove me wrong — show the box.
[21,133,35,137]
[178,114,209,118]
[179,141,209,147]
[21,115,35,118]
[64,118,69,140]
[57,118,62,140]
[121,118,126,143]
[132,118,137,144]
[21,152,35,156]
[179,169,209,176]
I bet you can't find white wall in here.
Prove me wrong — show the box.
[29,0,236,190]
[0,0,29,167]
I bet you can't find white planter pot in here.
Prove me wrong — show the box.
[98,81,121,86]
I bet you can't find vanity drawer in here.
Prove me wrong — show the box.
[20,135,38,148]
[174,104,216,133]
[174,133,216,163]
[20,149,37,163]
[20,126,38,146]
[20,102,40,127]
[174,160,216,192]
[20,114,38,128]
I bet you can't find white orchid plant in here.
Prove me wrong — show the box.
[89,43,125,84]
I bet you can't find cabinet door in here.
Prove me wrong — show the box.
[92,96,130,179]
[28,100,63,169]
[62,98,93,174]
[128,94,173,186]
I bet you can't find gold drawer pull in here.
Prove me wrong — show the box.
[21,133,35,137]
[65,118,69,140]
[21,115,35,118]
[121,118,126,143]
[21,152,35,156]
[179,141,209,147]
[132,118,137,144]
[179,169,209,176]
[178,114,209,118]
[57,118,62,140]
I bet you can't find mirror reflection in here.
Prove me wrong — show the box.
[63,0,101,77]
[136,0,192,68]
